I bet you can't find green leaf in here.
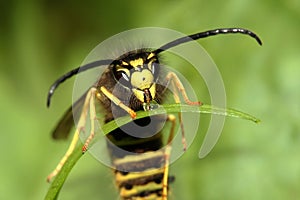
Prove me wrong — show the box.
[45,103,260,200]
[102,104,259,135]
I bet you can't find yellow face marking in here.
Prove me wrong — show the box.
[115,65,123,71]
[116,67,130,74]
[129,58,144,68]
[147,59,155,71]
[132,84,156,104]
[131,69,153,89]
[115,65,130,77]
[121,61,129,66]
[147,52,155,60]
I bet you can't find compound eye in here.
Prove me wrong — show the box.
[120,71,130,82]
[114,68,131,88]
[150,62,160,79]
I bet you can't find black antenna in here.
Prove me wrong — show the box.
[47,59,113,107]
[154,28,262,55]
[47,28,262,108]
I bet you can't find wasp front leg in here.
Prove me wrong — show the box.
[164,72,202,151]
[100,86,137,119]
[165,72,202,106]
[47,87,98,182]
[82,88,98,153]
[82,85,140,150]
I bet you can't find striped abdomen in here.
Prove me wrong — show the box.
[106,116,173,200]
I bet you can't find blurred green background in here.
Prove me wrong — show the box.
[1,0,300,199]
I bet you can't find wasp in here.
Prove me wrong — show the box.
[46,28,262,200]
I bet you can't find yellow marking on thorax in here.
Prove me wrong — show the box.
[130,58,144,68]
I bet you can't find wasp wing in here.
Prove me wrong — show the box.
[51,91,87,140]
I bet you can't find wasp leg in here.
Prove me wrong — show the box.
[78,86,139,154]
[162,114,176,200]
[100,86,137,118]
[47,88,97,182]
[68,86,136,158]
[165,72,202,106]
[169,74,187,151]
[82,88,98,153]
[164,72,201,151]
[82,86,138,152]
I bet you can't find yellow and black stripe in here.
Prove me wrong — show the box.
[99,51,174,198]
[113,150,173,199]
[46,28,262,199]
[106,116,174,199]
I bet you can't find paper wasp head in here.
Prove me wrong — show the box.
[111,50,160,106]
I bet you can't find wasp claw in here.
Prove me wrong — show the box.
[82,145,88,153]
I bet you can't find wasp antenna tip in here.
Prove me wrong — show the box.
[46,94,52,108]
[256,37,263,46]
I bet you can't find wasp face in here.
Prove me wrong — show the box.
[112,51,160,110]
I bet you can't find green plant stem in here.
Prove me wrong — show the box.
[45,103,260,200]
